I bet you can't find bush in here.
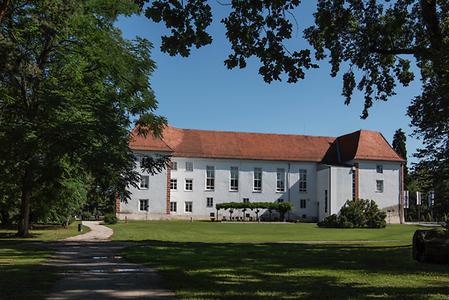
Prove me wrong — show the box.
[413,228,449,263]
[216,201,293,221]
[103,213,118,225]
[81,211,92,221]
[317,214,339,227]
[317,199,386,228]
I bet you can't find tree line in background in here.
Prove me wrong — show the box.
[0,1,448,236]
[392,129,448,222]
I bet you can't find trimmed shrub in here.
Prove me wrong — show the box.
[103,213,118,225]
[81,211,92,221]
[216,201,293,221]
[317,199,386,228]
[317,214,339,227]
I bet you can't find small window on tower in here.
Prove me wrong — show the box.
[376,165,383,173]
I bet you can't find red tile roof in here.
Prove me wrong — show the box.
[130,126,405,163]
[322,130,405,163]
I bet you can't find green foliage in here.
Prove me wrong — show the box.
[215,201,292,212]
[392,128,409,186]
[318,199,386,228]
[31,160,88,225]
[0,0,168,236]
[81,211,92,221]
[103,213,118,225]
[392,129,407,162]
[216,201,293,221]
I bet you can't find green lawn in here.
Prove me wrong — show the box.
[112,221,449,299]
[0,222,85,300]
[0,246,55,300]
[0,222,85,241]
[109,220,422,242]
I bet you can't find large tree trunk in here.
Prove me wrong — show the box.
[0,0,11,24]
[17,168,32,237]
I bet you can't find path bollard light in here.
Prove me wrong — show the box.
[78,223,83,232]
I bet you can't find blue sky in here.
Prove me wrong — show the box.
[117,2,422,166]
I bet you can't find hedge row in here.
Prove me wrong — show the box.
[215,202,292,212]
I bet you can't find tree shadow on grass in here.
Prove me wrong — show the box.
[0,242,57,300]
[123,241,449,299]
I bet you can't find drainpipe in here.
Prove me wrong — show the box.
[287,162,291,203]
[328,165,331,215]
[399,163,404,224]
[287,162,291,220]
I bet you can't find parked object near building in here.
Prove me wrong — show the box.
[118,126,405,223]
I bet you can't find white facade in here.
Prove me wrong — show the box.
[119,153,403,223]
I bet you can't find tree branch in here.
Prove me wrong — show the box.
[420,0,442,50]
[370,47,430,57]
[0,0,11,24]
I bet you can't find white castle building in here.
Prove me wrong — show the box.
[117,126,405,223]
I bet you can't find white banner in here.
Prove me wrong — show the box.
[403,190,409,209]
[428,191,435,208]
[416,191,422,205]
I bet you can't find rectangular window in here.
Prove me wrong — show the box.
[171,161,177,171]
[206,166,215,190]
[185,201,193,212]
[299,169,307,192]
[253,168,262,191]
[230,167,239,191]
[324,190,328,213]
[376,180,384,193]
[376,164,383,173]
[276,168,285,192]
[139,199,149,212]
[243,198,250,203]
[170,201,177,212]
[278,198,284,203]
[170,179,177,190]
[300,199,307,209]
[140,175,149,189]
[185,179,193,191]
[206,197,214,207]
[185,161,193,172]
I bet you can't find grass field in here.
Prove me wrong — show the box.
[109,220,422,242]
[0,222,84,300]
[112,221,449,299]
[0,222,86,241]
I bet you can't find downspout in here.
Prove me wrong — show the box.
[287,162,291,202]
[328,165,331,215]
[399,163,404,224]
[354,162,360,200]
[287,162,291,220]
[166,162,172,215]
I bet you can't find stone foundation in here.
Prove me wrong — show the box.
[382,204,402,224]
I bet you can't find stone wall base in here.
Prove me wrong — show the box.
[382,204,402,224]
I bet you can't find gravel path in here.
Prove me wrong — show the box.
[64,221,113,241]
[46,222,175,300]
